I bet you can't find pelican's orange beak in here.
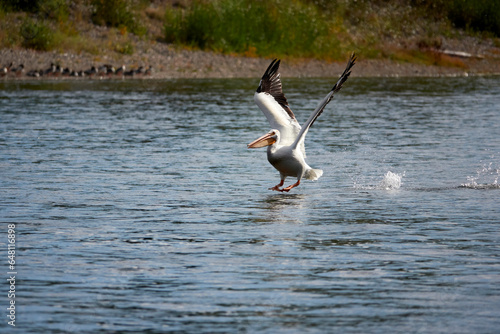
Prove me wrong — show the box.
[247,131,277,148]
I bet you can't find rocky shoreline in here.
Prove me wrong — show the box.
[2,40,500,80]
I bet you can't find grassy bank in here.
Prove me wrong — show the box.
[1,0,499,64]
[164,0,343,59]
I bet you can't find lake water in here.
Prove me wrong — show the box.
[1,76,499,333]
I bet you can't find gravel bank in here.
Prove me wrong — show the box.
[2,39,500,80]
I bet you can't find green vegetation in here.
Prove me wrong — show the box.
[20,18,55,51]
[164,0,342,59]
[1,0,69,21]
[91,0,146,35]
[164,0,500,60]
[0,0,499,63]
[0,0,149,54]
[416,0,500,37]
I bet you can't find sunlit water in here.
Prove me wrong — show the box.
[1,76,499,333]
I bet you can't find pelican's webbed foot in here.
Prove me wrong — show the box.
[269,180,300,192]
[281,180,300,192]
[269,179,285,191]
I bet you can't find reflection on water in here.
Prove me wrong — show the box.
[264,193,306,207]
[1,77,500,333]
[261,194,307,223]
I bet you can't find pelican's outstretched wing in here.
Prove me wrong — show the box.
[254,59,301,146]
[292,53,356,151]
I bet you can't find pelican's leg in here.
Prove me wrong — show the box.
[269,179,285,191]
[281,180,301,192]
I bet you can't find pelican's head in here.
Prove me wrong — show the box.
[247,129,279,148]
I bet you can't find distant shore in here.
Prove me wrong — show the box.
[2,42,500,80]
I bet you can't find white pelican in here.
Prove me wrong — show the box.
[248,53,356,192]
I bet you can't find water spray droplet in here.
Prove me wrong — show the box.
[379,171,403,190]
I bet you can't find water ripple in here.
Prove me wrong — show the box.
[1,77,499,333]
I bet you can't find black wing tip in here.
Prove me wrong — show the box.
[331,52,356,93]
[264,58,281,80]
[257,58,281,93]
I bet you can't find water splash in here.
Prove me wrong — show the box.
[461,162,500,189]
[353,171,404,190]
[379,171,404,190]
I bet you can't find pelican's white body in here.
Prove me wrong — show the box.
[266,135,323,181]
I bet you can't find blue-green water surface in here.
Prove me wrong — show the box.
[1,76,499,333]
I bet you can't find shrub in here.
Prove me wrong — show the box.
[116,41,135,54]
[20,18,55,50]
[446,0,500,36]
[91,0,146,35]
[413,0,500,37]
[1,0,38,12]
[38,0,69,22]
[1,0,68,19]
